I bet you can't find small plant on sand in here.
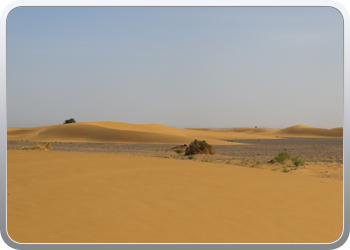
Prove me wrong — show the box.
[185,139,215,155]
[187,155,194,160]
[201,158,213,163]
[281,167,290,173]
[269,152,305,169]
[42,142,52,150]
[272,152,290,164]
[174,148,184,155]
[291,156,305,167]
[64,118,76,124]
[250,160,261,168]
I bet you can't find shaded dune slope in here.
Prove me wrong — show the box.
[36,124,191,143]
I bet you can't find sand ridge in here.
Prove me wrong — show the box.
[7,122,343,145]
[275,125,343,137]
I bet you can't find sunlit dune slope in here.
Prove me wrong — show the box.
[7,122,343,144]
[7,122,193,144]
[275,125,343,138]
[7,150,343,243]
[6,122,275,144]
[36,123,192,144]
[191,125,343,138]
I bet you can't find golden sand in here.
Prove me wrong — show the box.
[7,122,343,243]
[7,150,343,243]
[7,122,343,145]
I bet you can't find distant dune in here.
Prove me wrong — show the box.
[276,125,343,138]
[7,122,343,144]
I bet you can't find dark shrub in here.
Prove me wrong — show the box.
[185,139,215,155]
[64,118,76,124]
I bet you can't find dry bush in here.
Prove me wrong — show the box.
[185,139,215,155]
[174,148,184,154]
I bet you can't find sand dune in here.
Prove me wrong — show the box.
[7,122,343,144]
[186,125,343,138]
[7,122,194,144]
[36,123,192,144]
[6,122,272,145]
[7,150,343,243]
[276,125,343,138]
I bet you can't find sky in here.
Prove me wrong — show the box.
[6,7,343,129]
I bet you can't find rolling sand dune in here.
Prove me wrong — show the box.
[186,125,342,138]
[276,125,343,138]
[7,122,193,144]
[7,122,342,145]
[35,123,192,144]
[6,122,273,145]
[7,150,343,243]
[7,122,343,243]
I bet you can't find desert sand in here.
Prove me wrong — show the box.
[7,122,343,144]
[7,122,343,243]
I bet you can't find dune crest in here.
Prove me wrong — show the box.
[277,125,343,137]
[7,122,343,144]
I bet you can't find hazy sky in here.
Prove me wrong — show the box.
[7,7,343,129]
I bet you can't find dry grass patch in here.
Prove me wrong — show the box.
[22,142,52,151]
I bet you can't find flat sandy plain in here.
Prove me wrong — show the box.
[7,122,343,243]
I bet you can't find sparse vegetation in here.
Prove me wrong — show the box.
[282,167,290,173]
[201,158,213,163]
[174,148,184,155]
[270,151,305,168]
[22,142,52,151]
[272,152,290,164]
[187,155,194,160]
[185,139,215,155]
[250,160,261,168]
[64,118,76,124]
[291,156,305,167]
